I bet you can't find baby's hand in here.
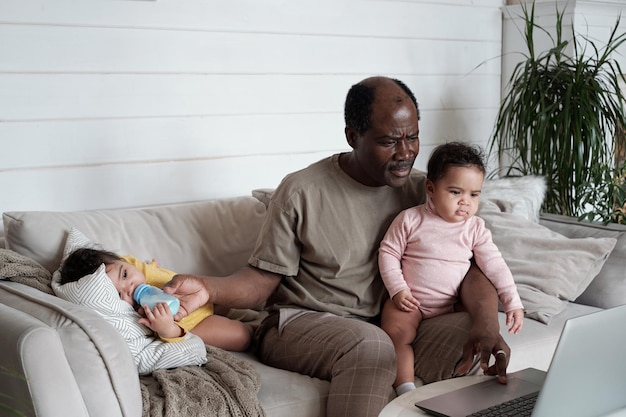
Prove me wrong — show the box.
[506,309,524,334]
[139,302,183,339]
[392,289,420,312]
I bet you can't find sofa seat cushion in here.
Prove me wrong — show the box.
[499,302,601,373]
[232,352,329,417]
[3,196,267,276]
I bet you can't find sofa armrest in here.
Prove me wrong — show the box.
[0,302,87,417]
[0,282,142,417]
[539,213,626,308]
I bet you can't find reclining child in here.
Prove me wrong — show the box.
[53,243,252,375]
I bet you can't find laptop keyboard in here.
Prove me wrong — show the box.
[467,392,539,416]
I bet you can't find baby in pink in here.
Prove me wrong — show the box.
[379,142,524,396]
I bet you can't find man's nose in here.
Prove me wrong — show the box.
[395,139,415,159]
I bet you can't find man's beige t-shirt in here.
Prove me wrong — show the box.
[249,154,426,319]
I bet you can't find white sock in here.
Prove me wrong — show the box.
[395,382,416,396]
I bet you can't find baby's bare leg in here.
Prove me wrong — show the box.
[381,298,423,387]
[191,315,253,351]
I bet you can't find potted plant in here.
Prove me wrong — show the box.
[489,1,626,223]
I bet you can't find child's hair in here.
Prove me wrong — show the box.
[427,141,486,182]
[60,248,122,285]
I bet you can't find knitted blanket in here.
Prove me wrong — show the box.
[140,346,265,417]
[0,248,266,417]
[0,249,54,294]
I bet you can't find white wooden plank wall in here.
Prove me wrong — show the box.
[502,1,626,99]
[0,0,505,240]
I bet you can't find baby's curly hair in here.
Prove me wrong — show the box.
[427,141,486,183]
[60,248,121,285]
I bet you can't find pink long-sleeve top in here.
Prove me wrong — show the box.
[379,200,523,317]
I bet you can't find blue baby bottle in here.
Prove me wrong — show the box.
[133,284,180,316]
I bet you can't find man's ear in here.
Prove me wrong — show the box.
[344,126,357,149]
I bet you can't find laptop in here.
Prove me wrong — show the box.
[415,304,626,417]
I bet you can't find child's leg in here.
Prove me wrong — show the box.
[381,298,423,390]
[191,315,253,351]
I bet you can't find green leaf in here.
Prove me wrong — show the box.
[488,1,626,220]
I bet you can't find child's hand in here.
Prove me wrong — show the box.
[139,302,183,339]
[506,309,524,334]
[392,289,420,312]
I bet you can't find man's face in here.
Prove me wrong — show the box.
[346,94,420,188]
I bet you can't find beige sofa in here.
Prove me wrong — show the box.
[1,192,625,417]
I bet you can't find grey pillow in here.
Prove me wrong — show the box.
[3,197,267,276]
[478,201,616,324]
[539,213,626,309]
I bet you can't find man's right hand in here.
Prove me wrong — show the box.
[163,274,210,321]
[455,328,510,384]
[456,262,510,384]
[164,266,281,320]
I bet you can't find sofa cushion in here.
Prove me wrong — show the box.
[539,213,626,309]
[233,352,330,417]
[481,175,546,222]
[2,196,267,276]
[478,201,616,324]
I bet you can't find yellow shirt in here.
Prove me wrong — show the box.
[122,255,213,336]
